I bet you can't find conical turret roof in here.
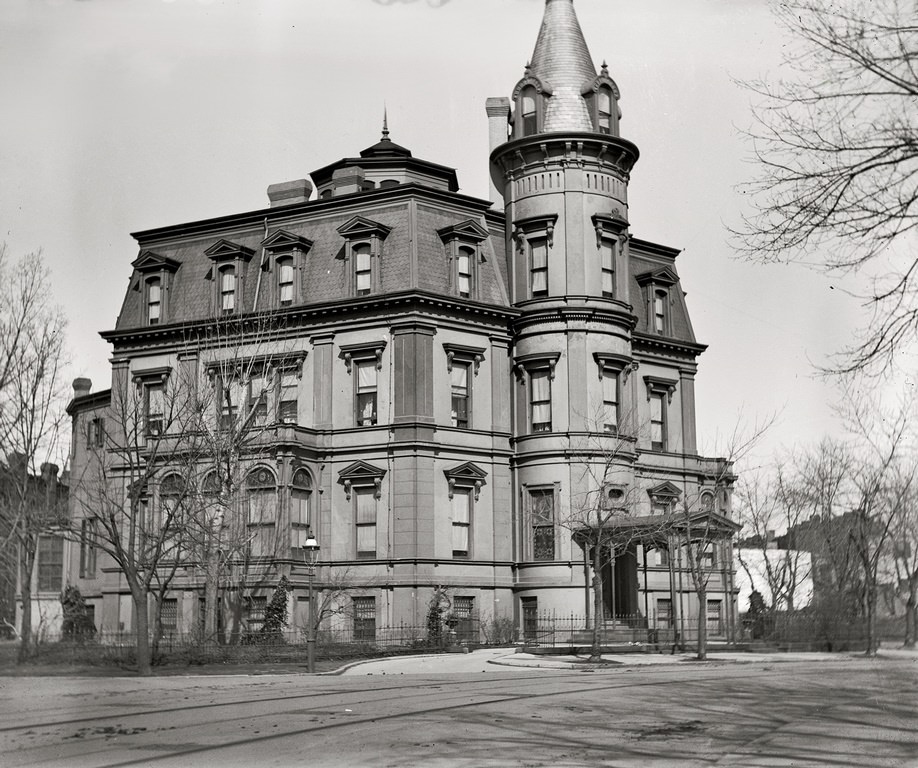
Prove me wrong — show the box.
[529,0,596,133]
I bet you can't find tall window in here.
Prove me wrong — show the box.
[530,489,555,561]
[277,371,298,424]
[457,247,472,298]
[161,598,178,635]
[145,383,165,436]
[290,469,312,549]
[87,417,105,448]
[656,598,672,626]
[450,362,470,428]
[246,468,276,558]
[654,290,667,333]
[159,474,184,560]
[530,369,552,433]
[650,392,666,451]
[247,372,268,427]
[277,258,294,306]
[601,367,618,433]
[529,239,548,298]
[79,519,97,579]
[453,596,476,642]
[37,536,63,592]
[355,361,377,426]
[600,239,615,297]
[706,599,723,635]
[220,266,236,314]
[451,489,471,558]
[353,596,376,642]
[355,488,376,558]
[245,596,267,633]
[521,88,537,136]
[147,278,162,325]
[598,89,613,134]
[219,377,244,431]
[354,244,372,296]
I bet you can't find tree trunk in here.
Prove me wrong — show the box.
[204,537,220,641]
[904,576,916,649]
[591,547,603,660]
[17,540,36,663]
[696,585,708,661]
[865,583,878,657]
[131,585,152,676]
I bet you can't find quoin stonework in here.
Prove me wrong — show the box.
[62,0,739,646]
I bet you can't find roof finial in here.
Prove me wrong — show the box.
[381,106,390,141]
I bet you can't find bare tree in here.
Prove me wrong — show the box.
[735,464,814,617]
[565,413,649,661]
[891,472,918,647]
[0,245,68,662]
[735,0,918,375]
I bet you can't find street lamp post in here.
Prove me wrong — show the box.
[303,535,320,673]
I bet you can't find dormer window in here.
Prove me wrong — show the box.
[219,266,236,314]
[354,244,372,296]
[337,216,391,299]
[146,278,161,325]
[583,68,622,136]
[277,258,294,305]
[261,230,312,308]
[132,250,180,328]
[205,239,254,316]
[654,290,667,333]
[438,220,489,301]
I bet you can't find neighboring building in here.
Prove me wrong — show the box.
[66,0,739,643]
[3,457,69,641]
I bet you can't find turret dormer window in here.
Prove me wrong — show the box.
[522,88,538,136]
[598,88,613,135]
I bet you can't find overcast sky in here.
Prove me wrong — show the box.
[0,0,892,462]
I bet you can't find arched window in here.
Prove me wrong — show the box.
[246,468,277,558]
[277,257,294,306]
[290,469,312,549]
[147,277,162,325]
[160,474,185,559]
[598,88,613,135]
[521,88,538,136]
[220,266,236,314]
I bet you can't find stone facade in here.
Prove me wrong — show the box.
[65,0,738,644]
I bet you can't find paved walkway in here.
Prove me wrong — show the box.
[341,645,918,675]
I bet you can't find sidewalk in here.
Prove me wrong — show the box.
[340,644,918,675]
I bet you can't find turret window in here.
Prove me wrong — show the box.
[530,239,548,297]
[600,239,615,297]
[530,369,552,432]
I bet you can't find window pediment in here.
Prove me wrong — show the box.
[513,351,560,382]
[336,216,392,241]
[338,461,386,500]
[511,73,553,100]
[512,214,558,250]
[340,340,386,373]
[261,230,314,254]
[636,266,679,287]
[204,239,255,264]
[443,343,485,375]
[437,220,489,244]
[648,481,681,504]
[132,250,181,274]
[643,375,677,403]
[443,462,488,501]
[132,366,171,385]
[592,353,636,378]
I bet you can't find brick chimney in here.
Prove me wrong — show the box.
[267,179,313,207]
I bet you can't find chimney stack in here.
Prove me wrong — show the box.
[267,179,313,208]
[72,378,92,397]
